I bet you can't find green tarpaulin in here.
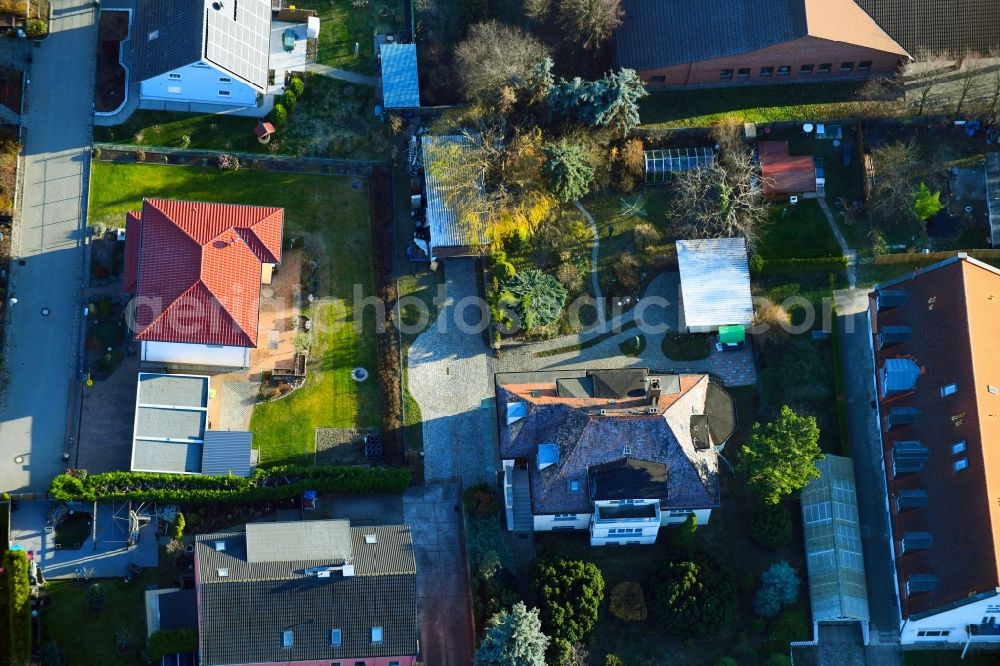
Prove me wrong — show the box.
[719,325,745,345]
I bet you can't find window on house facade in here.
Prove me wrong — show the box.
[219,76,232,83]
[568,479,580,492]
[760,66,774,77]
[916,629,950,637]
[554,514,577,521]
[841,61,855,71]
[649,75,666,83]
[777,65,791,75]
[858,60,872,70]
[941,383,958,397]
[800,64,814,74]
[737,68,751,78]
[720,69,734,79]
[168,73,181,80]
[817,63,832,73]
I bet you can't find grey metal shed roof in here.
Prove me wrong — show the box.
[800,455,871,624]
[421,135,489,251]
[201,431,253,477]
[131,372,209,474]
[676,237,754,329]
[380,43,419,109]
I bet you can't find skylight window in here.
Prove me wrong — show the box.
[941,383,958,397]
[282,630,293,648]
[371,626,384,644]
[954,458,969,472]
[951,441,967,456]
[214,541,226,551]
[216,568,229,577]
[364,534,377,544]
[568,479,580,492]
[330,628,342,646]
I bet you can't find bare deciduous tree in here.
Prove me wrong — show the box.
[523,0,552,22]
[454,21,549,104]
[665,142,770,247]
[986,69,1000,125]
[868,139,923,228]
[558,0,622,50]
[955,59,984,116]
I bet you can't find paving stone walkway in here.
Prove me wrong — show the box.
[217,380,258,431]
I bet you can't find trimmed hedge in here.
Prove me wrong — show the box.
[49,464,410,503]
[4,550,30,662]
[754,256,849,276]
[148,629,198,660]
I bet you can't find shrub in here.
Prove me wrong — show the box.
[49,464,411,503]
[171,512,185,541]
[612,252,640,293]
[475,602,549,666]
[714,659,737,666]
[555,262,583,293]
[532,557,605,643]
[25,18,47,38]
[752,297,791,348]
[86,583,107,613]
[3,550,30,661]
[271,103,288,127]
[40,641,62,666]
[282,88,298,111]
[632,223,661,254]
[648,554,735,637]
[605,656,624,666]
[490,249,517,282]
[135,149,146,162]
[542,140,595,202]
[751,501,792,551]
[764,655,792,666]
[178,134,191,149]
[765,609,809,654]
[754,561,800,618]
[148,629,197,660]
[741,406,823,505]
[503,269,568,332]
[608,581,647,622]
[92,146,102,159]
[463,483,500,518]
[749,253,765,275]
[669,513,697,548]
[217,154,240,170]
[288,76,304,97]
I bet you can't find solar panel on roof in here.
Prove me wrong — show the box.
[203,0,271,90]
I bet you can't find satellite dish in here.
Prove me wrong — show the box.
[212,1,223,10]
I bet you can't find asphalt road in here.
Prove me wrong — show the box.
[0,1,97,492]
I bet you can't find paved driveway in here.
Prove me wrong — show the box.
[402,483,474,666]
[407,258,494,483]
[0,0,97,492]
[836,289,903,657]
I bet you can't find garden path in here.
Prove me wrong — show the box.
[573,200,606,324]
[810,193,858,288]
[304,63,377,87]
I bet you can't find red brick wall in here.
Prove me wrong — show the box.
[637,36,904,86]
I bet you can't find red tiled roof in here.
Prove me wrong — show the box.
[126,199,283,347]
[759,140,816,195]
[123,210,141,294]
[871,256,1000,618]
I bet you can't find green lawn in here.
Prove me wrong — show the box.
[755,272,846,454]
[41,571,156,665]
[93,76,392,160]
[87,162,379,465]
[756,199,843,261]
[639,81,878,128]
[297,0,403,73]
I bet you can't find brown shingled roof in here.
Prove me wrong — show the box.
[871,256,1000,618]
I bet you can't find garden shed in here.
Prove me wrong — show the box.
[800,455,870,642]
[644,146,715,183]
[380,42,419,109]
[421,135,488,257]
[758,140,817,196]
[675,237,753,332]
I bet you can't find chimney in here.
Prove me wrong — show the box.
[648,377,661,406]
